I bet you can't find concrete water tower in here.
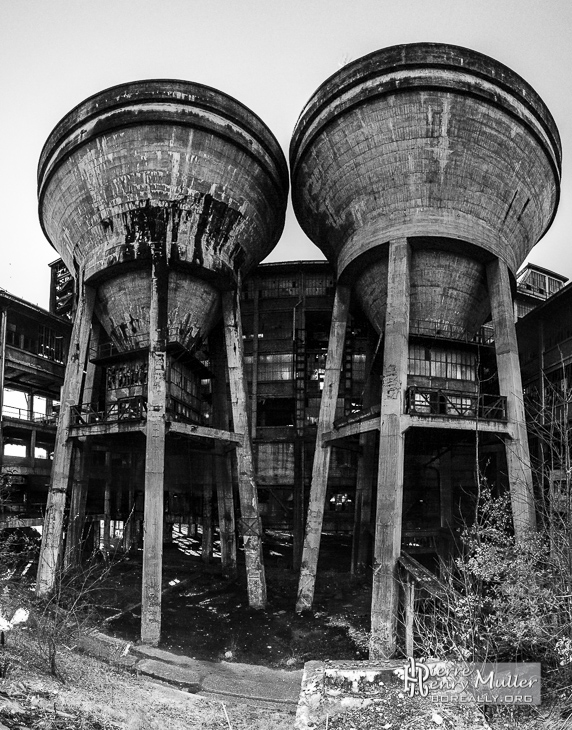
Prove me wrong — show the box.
[290,44,561,656]
[36,80,288,643]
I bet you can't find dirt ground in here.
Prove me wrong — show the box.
[0,634,292,729]
[100,530,372,670]
[2,528,571,729]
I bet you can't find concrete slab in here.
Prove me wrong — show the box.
[295,659,404,729]
[77,631,137,669]
[201,660,302,706]
[131,644,213,674]
[136,658,201,691]
[78,631,302,709]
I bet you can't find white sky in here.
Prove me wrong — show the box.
[1,0,571,309]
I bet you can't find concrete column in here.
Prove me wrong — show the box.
[250,280,259,440]
[214,448,237,577]
[486,258,536,537]
[293,281,306,572]
[352,431,377,575]
[37,282,96,596]
[211,325,237,579]
[292,435,305,571]
[29,428,37,468]
[371,238,410,659]
[141,247,169,645]
[103,452,112,552]
[64,440,91,569]
[296,284,351,613]
[222,289,266,608]
[352,338,380,575]
[202,456,214,564]
[123,452,136,551]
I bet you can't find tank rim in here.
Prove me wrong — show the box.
[290,42,561,170]
[38,78,288,190]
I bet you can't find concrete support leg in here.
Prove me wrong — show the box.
[36,282,96,596]
[141,250,168,645]
[103,452,112,553]
[211,325,237,579]
[296,285,351,613]
[63,441,91,570]
[202,460,214,564]
[222,290,266,608]
[214,447,237,578]
[124,453,136,552]
[371,238,410,659]
[352,341,380,575]
[352,431,376,575]
[292,435,305,572]
[486,259,536,537]
[404,579,415,657]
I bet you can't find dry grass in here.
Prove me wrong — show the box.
[0,629,293,729]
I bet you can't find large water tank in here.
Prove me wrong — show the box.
[38,80,288,351]
[290,43,561,336]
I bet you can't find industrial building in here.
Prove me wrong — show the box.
[5,42,561,658]
[0,286,70,525]
[517,272,572,511]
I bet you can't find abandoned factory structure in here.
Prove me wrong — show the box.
[0,42,563,657]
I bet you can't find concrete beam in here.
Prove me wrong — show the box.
[69,422,145,438]
[322,415,380,442]
[168,420,243,444]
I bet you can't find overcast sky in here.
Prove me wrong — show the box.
[1,0,571,309]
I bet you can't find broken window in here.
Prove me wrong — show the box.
[408,344,476,380]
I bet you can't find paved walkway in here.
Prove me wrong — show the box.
[78,631,302,710]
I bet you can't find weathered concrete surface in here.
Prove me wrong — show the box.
[296,285,350,613]
[291,43,562,342]
[295,659,493,730]
[38,80,289,348]
[39,81,288,283]
[295,659,404,729]
[36,285,96,596]
[291,43,561,281]
[355,247,490,339]
[78,631,302,710]
[371,239,410,659]
[135,658,202,691]
[77,630,138,669]
[487,258,536,536]
[96,269,220,353]
[200,660,301,705]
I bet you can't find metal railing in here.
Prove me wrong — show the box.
[92,337,149,360]
[70,396,147,426]
[407,386,507,421]
[409,319,494,345]
[6,332,66,364]
[70,395,209,428]
[2,406,58,425]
